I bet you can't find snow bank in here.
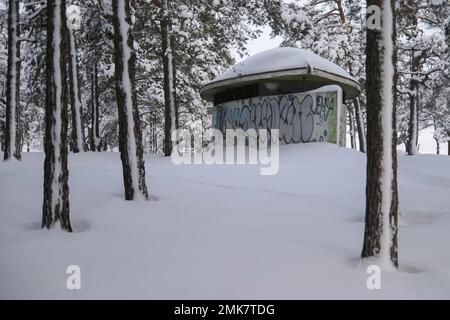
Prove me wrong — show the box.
[1,144,450,299]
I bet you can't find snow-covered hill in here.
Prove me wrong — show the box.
[1,143,450,299]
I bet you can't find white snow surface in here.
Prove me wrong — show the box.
[1,144,450,299]
[212,47,356,83]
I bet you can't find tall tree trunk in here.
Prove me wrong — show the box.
[68,28,84,153]
[161,0,178,157]
[433,122,440,155]
[446,21,449,156]
[0,114,4,152]
[348,107,356,149]
[361,0,399,269]
[335,0,367,153]
[1,79,5,150]
[447,133,450,156]
[112,0,148,200]
[335,0,346,24]
[42,0,72,232]
[353,98,367,153]
[446,12,450,45]
[406,3,419,156]
[4,0,21,161]
[406,83,419,155]
[90,63,101,152]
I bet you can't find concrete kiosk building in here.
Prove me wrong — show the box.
[200,47,361,146]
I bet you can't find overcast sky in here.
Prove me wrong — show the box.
[236,27,283,63]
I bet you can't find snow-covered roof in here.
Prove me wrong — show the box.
[200,47,361,101]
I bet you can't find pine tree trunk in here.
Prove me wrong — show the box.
[172,55,179,129]
[339,104,347,147]
[161,0,178,157]
[353,98,367,153]
[90,63,101,152]
[68,28,84,153]
[446,20,449,157]
[406,5,419,156]
[0,114,4,151]
[112,0,148,200]
[0,80,3,150]
[4,0,21,161]
[361,0,398,268]
[335,0,368,153]
[42,0,72,232]
[336,0,346,24]
[348,107,356,149]
[406,84,419,155]
[446,15,450,66]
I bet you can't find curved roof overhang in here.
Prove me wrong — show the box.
[200,67,361,102]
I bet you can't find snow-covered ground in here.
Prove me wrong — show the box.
[1,143,450,299]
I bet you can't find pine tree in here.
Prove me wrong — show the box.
[273,0,367,152]
[335,0,367,153]
[0,11,5,150]
[361,0,399,268]
[112,0,148,200]
[353,98,367,153]
[42,0,72,231]
[21,1,47,152]
[348,107,356,149]
[404,0,420,155]
[78,0,116,151]
[4,0,21,161]
[160,0,178,157]
[90,62,101,151]
[0,7,8,152]
[396,0,448,155]
[67,4,85,153]
[446,7,450,155]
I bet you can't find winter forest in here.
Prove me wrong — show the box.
[0,0,450,300]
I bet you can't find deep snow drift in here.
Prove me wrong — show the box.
[1,143,450,299]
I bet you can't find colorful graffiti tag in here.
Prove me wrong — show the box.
[212,88,339,144]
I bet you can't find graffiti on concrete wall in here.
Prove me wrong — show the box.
[212,89,338,144]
